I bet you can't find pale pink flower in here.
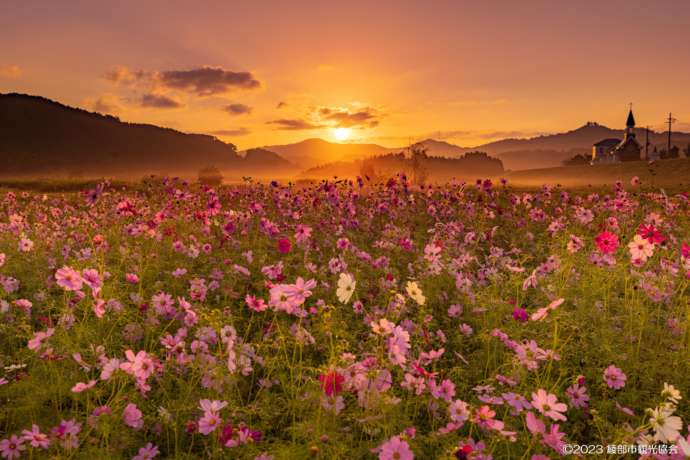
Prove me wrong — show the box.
[378,436,414,460]
[531,389,567,421]
[123,403,143,430]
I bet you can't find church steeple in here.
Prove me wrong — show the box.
[626,109,635,128]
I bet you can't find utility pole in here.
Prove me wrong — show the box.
[667,112,676,154]
[645,126,650,159]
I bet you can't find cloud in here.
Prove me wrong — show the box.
[104,65,260,98]
[316,106,381,128]
[140,93,183,109]
[158,66,260,96]
[477,130,545,140]
[85,93,123,114]
[0,65,22,78]
[210,128,250,136]
[266,119,324,130]
[104,66,145,84]
[224,103,252,115]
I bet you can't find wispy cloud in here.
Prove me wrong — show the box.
[266,119,324,130]
[0,65,22,78]
[317,106,381,128]
[140,93,183,109]
[224,103,252,115]
[210,127,251,136]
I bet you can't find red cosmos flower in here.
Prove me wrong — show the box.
[455,444,474,459]
[637,224,665,245]
[319,371,344,397]
[219,423,233,446]
[277,237,292,254]
[594,231,619,254]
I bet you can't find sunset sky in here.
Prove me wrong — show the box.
[2,0,690,150]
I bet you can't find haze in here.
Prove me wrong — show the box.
[2,0,690,150]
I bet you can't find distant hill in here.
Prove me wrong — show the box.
[480,123,690,170]
[409,138,469,157]
[261,138,391,169]
[0,93,243,177]
[240,148,298,175]
[262,123,690,172]
[300,150,504,182]
[2,93,689,177]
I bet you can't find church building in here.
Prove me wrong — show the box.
[591,109,642,164]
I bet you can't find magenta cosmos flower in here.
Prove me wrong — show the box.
[277,237,292,254]
[603,365,626,389]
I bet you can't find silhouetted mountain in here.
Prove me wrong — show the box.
[240,148,298,174]
[0,93,241,177]
[410,138,469,157]
[478,122,690,169]
[262,138,391,168]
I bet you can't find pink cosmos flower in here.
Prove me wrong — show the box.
[81,268,103,290]
[120,350,155,381]
[525,411,545,435]
[198,399,228,413]
[566,384,589,409]
[378,436,414,460]
[18,237,34,252]
[55,266,84,291]
[594,231,619,254]
[603,365,626,389]
[123,403,144,430]
[530,298,565,321]
[198,411,222,435]
[133,442,159,460]
[21,424,50,449]
[71,380,97,393]
[28,328,55,351]
[51,419,81,449]
[0,435,24,460]
[531,389,567,421]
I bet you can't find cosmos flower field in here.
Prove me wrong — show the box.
[0,176,689,459]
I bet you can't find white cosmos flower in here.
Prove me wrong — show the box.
[405,281,426,305]
[336,273,356,304]
[649,406,683,442]
[662,382,682,405]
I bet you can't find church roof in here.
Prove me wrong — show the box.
[626,109,635,127]
[594,138,620,148]
[614,135,642,150]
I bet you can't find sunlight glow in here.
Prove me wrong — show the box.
[334,127,351,141]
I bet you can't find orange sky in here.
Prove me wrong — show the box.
[2,0,690,150]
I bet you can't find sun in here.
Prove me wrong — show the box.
[333,127,351,141]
